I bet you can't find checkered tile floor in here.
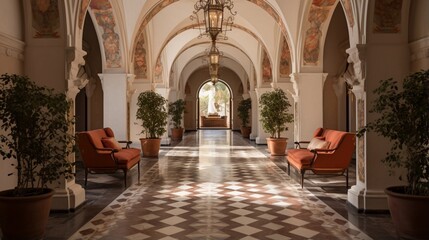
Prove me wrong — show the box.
[69,131,371,240]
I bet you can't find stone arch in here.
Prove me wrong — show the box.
[302,0,338,66]
[87,0,125,70]
[130,0,294,85]
[197,80,233,128]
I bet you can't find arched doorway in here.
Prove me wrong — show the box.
[197,80,232,129]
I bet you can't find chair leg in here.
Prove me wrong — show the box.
[346,168,349,190]
[287,162,290,175]
[301,170,305,189]
[84,168,88,187]
[138,162,141,182]
[124,170,127,187]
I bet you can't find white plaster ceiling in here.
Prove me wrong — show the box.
[115,0,313,88]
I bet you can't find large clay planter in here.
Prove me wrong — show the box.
[140,138,161,157]
[171,128,184,141]
[385,186,429,239]
[240,126,251,138]
[266,137,288,156]
[0,188,54,240]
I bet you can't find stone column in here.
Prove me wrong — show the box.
[155,86,171,146]
[249,90,258,140]
[99,73,128,140]
[290,73,326,142]
[254,87,272,144]
[346,44,405,211]
[48,47,87,211]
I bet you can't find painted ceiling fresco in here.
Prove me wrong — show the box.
[90,0,122,68]
[132,0,293,81]
[303,0,337,66]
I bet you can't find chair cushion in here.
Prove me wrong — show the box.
[101,137,122,151]
[307,138,330,150]
[287,149,314,166]
[114,148,141,165]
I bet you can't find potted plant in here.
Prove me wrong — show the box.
[136,90,168,157]
[259,88,294,155]
[358,69,429,239]
[0,74,75,239]
[168,99,186,140]
[237,98,252,138]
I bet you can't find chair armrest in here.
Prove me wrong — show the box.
[95,147,119,153]
[118,140,132,148]
[294,141,310,149]
[311,147,339,153]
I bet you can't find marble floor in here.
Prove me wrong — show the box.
[45,130,397,240]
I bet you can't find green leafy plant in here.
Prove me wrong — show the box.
[358,70,429,196]
[136,90,168,139]
[259,88,293,138]
[168,99,186,129]
[0,74,75,196]
[237,98,251,127]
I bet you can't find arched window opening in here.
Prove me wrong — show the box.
[198,81,231,128]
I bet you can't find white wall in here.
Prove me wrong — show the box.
[0,0,23,41]
[0,0,24,191]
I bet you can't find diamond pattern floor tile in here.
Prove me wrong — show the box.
[68,131,372,240]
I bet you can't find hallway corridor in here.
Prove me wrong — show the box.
[48,130,395,239]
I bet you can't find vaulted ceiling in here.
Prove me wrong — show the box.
[85,0,344,90]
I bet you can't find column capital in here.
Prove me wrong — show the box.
[65,47,88,99]
[345,44,366,88]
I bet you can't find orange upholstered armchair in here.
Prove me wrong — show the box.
[77,128,141,187]
[286,128,356,188]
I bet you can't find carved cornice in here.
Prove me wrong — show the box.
[0,32,25,60]
[409,37,429,62]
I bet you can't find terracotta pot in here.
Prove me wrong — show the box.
[266,137,288,156]
[0,188,54,240]
[171,127,184,141]
[140,138,161,157]
[240,126,251,138]
[385,186,429,239]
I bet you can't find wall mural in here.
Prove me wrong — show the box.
[373,0,402,33]
[303,0,336,65]
[31,0,60,38]
[262,50,272,83]
[279,36,291,77]
[357,99,365,182]
[90,0,122,68]
[340,0,354,28]
[134,35,147,78]
[154,58,163,83]
[79,0,91,29]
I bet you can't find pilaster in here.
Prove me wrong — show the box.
[346,43,405,211]
[50,47,88,211]
[290,72,326,142]
[99,73,128,140]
